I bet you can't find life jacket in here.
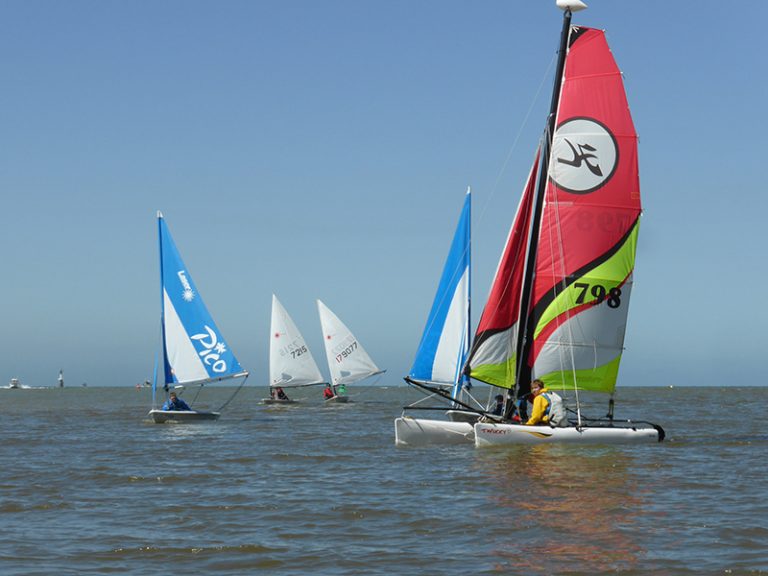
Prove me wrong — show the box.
[542,391,567,427]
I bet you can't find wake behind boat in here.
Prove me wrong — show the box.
[148,212,249,423]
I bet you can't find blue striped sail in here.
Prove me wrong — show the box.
[157,212,245,392]
[408,189,471,399]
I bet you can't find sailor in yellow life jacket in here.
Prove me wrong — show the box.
[525,379,567,427]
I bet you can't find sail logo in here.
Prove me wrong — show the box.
[177,270,195,302]
[191,326,228,373]
[550,117,618,194]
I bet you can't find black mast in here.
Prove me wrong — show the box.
[507,7,574,419]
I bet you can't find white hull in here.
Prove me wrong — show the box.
[262,398,298,405]
[148,409,220,423]
[394,417,474,446]
[474,422,661,446]
[325,395,349,404]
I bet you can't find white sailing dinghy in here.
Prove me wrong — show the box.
[148,212,249,423]
[317,300,385,403]
[264,295,327,405]
[395,189,480,446]
[470,1,664,446]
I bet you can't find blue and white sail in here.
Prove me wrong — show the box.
[408,188,471,399]
[157,212,247,391]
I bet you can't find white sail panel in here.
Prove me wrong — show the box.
[317,300,383,386]
[270,295,325,387]
[429,268,469,385]
[163,289,211,384]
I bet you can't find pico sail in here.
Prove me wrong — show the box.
[471,0,664,445]
[148,212,249,423]
[317,300,385,403]
[264,295,327,404]
[395,189,479,445]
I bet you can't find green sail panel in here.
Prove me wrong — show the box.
[531,222,639,394]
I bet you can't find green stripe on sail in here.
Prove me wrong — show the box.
[538,354,622,394]
[469,353,516,390]
[534,222,639,340]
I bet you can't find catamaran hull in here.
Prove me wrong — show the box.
[394,417,474,446]
[148,409,220,423]
[474,422,660,446]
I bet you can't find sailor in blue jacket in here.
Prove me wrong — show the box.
[162,391,191,411]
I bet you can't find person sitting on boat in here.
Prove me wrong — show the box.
[162,391,191,411]
[323,384,335,400]
[275,387,289,401]
[336,383,347,396]
[525,379,567,427]
[489,394,504,416]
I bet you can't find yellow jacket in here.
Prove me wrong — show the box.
[526,388,551,426]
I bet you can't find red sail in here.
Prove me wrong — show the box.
[466,150,539,388]
[527,27,641,393]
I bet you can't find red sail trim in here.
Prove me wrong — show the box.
[522,27,641,381]
[467,149,539,359]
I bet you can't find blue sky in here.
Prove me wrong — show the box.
[1,0,765,388]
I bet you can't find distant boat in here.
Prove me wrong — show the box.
[264,295,327,405]
[58,370,64,388]
[7,378,21,389]
[148,212,249,423]
[317,300,385,403]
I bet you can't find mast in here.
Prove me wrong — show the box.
[509,2,582,414]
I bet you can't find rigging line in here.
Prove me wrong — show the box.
[217,373,249,412]
[545,124,583,426]
[476,52,557,228]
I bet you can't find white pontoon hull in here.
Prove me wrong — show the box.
[474,422,660,446]
[394,417,474,446]
[148,409,220,423]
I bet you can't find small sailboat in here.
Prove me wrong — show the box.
[395,189,480,445]
[317,300,384,403]
[264,295,327,404]
[469,0,663,446]
[57,370,64,388]
[148,212,249,423]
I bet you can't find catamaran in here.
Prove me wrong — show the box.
[469,0,663,445]
[317,300,385,403]
[264,295,327,404]
[395,189,485,445]
[148,212,249,423]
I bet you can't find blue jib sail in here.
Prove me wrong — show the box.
[157,212,244,387]
[408,189,471,399]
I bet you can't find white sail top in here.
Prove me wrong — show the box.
[317,300,384,386]
[270,295,326,387]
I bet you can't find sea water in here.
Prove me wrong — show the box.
[0,385,766,575]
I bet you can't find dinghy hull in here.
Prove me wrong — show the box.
[261,398,298,405]
[325,395,349,404]
[148,409,220,423]
[394,417,474,446]
[474,422,661,446]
